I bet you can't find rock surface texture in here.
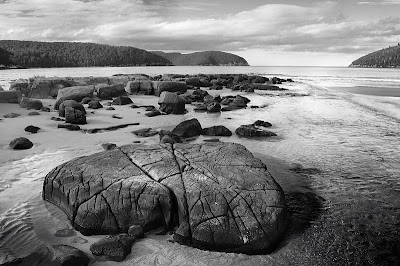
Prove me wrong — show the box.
[43,143,286,254]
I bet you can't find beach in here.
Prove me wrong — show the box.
[1,75,400,265]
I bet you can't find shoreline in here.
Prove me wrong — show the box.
[1,74,399,265]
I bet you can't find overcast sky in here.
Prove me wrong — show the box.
[1,0,400,66]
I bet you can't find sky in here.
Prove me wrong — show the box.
[1,0,400,66]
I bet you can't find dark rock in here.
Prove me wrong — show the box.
[192,89,208,101]
[55,85,95,110]
[125,80,153,95]
[9,137,33,149]
[171,118,202,138]
[145,110,161,117]
[203,95,214,103]
[28,111,40,116]
[104,102,112,106]
[58,124,81,131]
[203,138,220,142]
[101,143,117,150]
[90,234,136,262]
[80,97,93,104]
[112,115,123,119]
[206,102,221,113]
[144,106,156,111]
[250,84,283,91]
[25,78,73,99]
[130,104,139,109]
[83,123,140,134]
[252,76,268,84]
[106,107,115,110]
[19,97,43,110]
[9,79,29,96]
[186,77,201,87]
[52,117,65,121]
[43,143,286,254]
[201,126,232,136]
[253,120,272,127]
[4,112,21,118]
[88,100,103,109]
[112,96,133,105]
[65,107,86,125]
[210,84,222,90]
[235,125,277,138]
[40,106,51,112]
[223,95,250,111]
[152,81,187,96]
[59,100,86,117]
[0,90,22,103]
[128,225,144,238]
[18,245,89,266]
[158,91,186,115]
[159,130,182,144]
[133,128,159,137]
[25,125,40,133]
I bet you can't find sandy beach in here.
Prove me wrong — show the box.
[1,77,400,265]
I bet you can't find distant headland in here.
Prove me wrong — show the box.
[349,44,400,68]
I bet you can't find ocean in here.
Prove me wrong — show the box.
[0,66,400,265]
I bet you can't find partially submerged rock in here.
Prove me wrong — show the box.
[112,96,133,106]
[25,125,41,133]
[4,112,21,118]
[171,118,202,138]
[9,137,33,149]
[201,125,232,136]
[43,143,286,254]
[235,125,277,138]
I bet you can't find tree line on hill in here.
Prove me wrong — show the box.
[350,44,400,68]
[0,40,172,68]
[152,51,249,66]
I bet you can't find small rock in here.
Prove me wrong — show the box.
[201,126,232,136]
[112,114,123,119]
[59,100,86,117]
[104,102,112,106]
[235,125,277,138]
[159,130,182,144]
[90,234,136,262]
[128,225,144,238]
[203,139,220,142]
[145,106,156,111]
[71,236,88,244]
[58,124,81,131]
[130,104,139,109]
[88,100,103,109]
[133,128,159,137]
[52,117,65,121]
[207,102,221,113]
[25,125,40,133]
[41,106,51,112]
[65,107,86,124]
[253,120,272,127]
[106,107,115,110]
[101,143,117,150]
[28,111,40,116]
[4,113,21,118]
[145,110,161,117]
[9,137,33,149]
[171,118,202,138]
[112,96,133,105]
[132,141,141,143]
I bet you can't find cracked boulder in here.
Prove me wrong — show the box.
[43,143,286,254]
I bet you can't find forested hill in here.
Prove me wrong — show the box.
[349,44,400,68]
[151,51,249,66]
[0,40,172,68]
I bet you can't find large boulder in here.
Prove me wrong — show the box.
[9,79,29,96]
[59,100,86,117]
[152,81,187,96]
[43,143,286,254]
[158,91,186,114]
[55,86,95,110]
[171,118,202,138]
[0,90,22,103]
[28,78,72,98]
[19,97,43,110]
[96,84,126,99]
[18,244,90,266]
[125,80,153,95]
[65,107,86,125]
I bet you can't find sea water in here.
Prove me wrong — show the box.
[1,66,400,264]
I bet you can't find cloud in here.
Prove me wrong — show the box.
[358,0,400,5]
[0,0,399,57]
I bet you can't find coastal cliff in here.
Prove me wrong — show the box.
[152,51,249,66]
[349,44,400,68]
[0,40,172,68]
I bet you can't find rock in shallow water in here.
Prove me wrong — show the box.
[9,137,33,150]
[43,143,286,254]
